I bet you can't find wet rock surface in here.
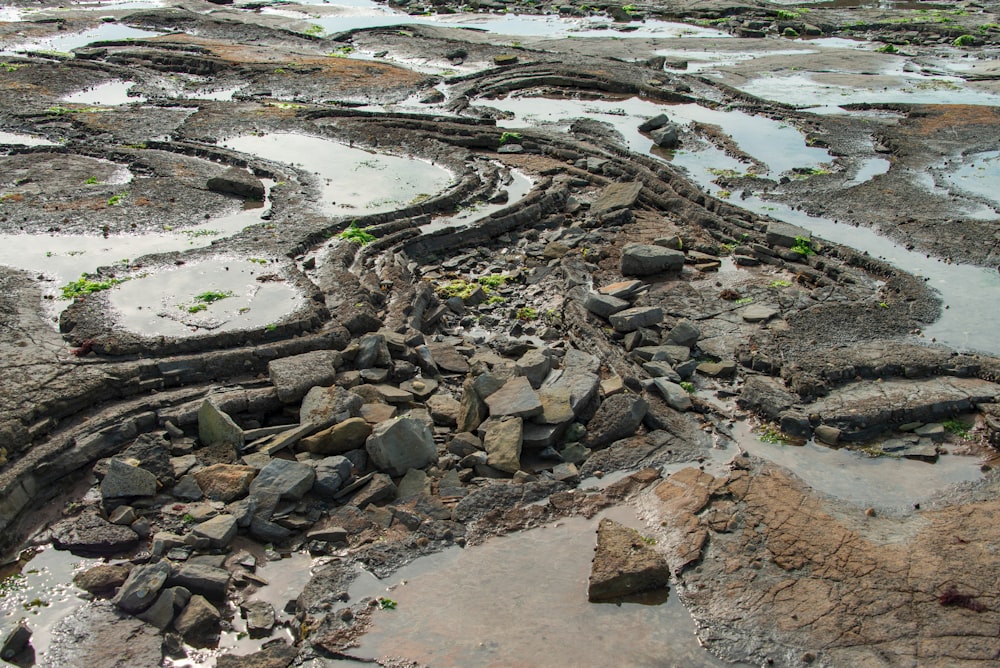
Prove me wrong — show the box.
[0,0,1000,665]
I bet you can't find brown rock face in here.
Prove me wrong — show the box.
[192,463,256,502]
[588,518,671,602]
[652,462,1000,666]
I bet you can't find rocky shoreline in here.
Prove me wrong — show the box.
[3,0,1000,665]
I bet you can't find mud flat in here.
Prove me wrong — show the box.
[2,0,1000,666]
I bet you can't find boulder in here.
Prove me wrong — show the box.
[484,416,523,474]
[300,385,364,425]
[198,400,244,450]
[136,586,187,630]
[620,244,684,276]
[192,514,238,549]
[696,360,736,378]
[172,474,203,501]
[1,621,31,662]
[742,304,778,323]
[101,459,158,499]
[311,455,353,497]
[207,167,265,200]
[242,600,276,638]
[765,221,810,249]
[193,464,256,502]
[168,563,230,600]
[349,472,397,508]
[649,124,680,148]
[426,394,461,427]
[590,181,643,215]
[638,113,671,132]
[365,417,437,477]
[267,351,341,403]
[173,595,221,647]
[249,459,316,501]
[73,564,131,596]
[485,376,543,419]
[583,394,648,449]
[515,349,551,389]
[664,319,700,348]
[113,560,171,614]
[588,518,670,602]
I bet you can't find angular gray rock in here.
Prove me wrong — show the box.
[101,459,158,499]
[515,349,551,389]
[664,319,700,348]
[249,459,316,501]
[198,400,244,450]
[590,181,643,215]
[311,455,353,497]
[484,376,543,419]
[610,306,663,333]
[588,518,670,602]
[192,514,238,549]
[168,563,230,600]
[583,292,630,319]
[765,221,810,249]
[649,124,680,148]
[113,560,171,614]
[638,113,670,133]
[427,393,461,427]
[365,417,437,477]
[242,600,276,638]
[620,244,684,276]
[136,586,187,631]
[653,378,693,412]
[46,605,162,668]
[742,304,778,323]
[1,621,31,661]
[300,385,364,425]
[484,416,523,474]
[268,350,342,403]
[173,595,221,647]
[584,394,649,449]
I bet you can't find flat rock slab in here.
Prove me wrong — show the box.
[46,604,162,668]
[485,376,543,419]
[249,459,315,501]
[427,342,470,374]
[215,643,297,668]
[766,221,810,249]
[610,306,663,333]
[207,166,265,200]
[101,458,158,499]
[300,385,363,426]
[588,518,670,602]
[268,350,341,403]
[812,377,1000,440]
[591,181,642,215]
[51,513,139,556]
[198,400,245,450]
[365,416,437,477]
[620,244,684,276]
[113,560,170,614]
[742,304,778,323]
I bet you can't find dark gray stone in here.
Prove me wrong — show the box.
[652,378,692,411]
[168,563,230,601]
[250,459,316,501]
[765,221,810,249]
[365,417,437,477]
[610,306,663,333]
[101,459,158,499]
[207,167,265,200]
[584,394,649,449]
[583,292,630,319]
[113,560,171,614]
[268,351,342,403]
[198,400,244,450]
[191,514,238,549]
[173,595,220,647]
[51,513,139,556]
[664,319,700,348]
[485,376,543,419]
[299,385,364,426]
[620,244,684,276]
[311,455,353,497]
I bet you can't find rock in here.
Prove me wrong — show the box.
[117,434,175,485]
[427,342,470,374]
[193,464,257,502]
[642,361,680,381]
[215,643,297,668]
[136,586,186,631]
[597,279,645,299]
[396,468,430,499]
[664,319,700,348]
[350,472,397,508]
[649,124,680,148]
[485,376,544,418]
[638,113,670,132]
[250,458,316,501]
[552,462,580,484]
[457,377,488,433]
[168,563,230,600]
[355,333,390,369]
[742,304,778,323]
[914,422,946,440]
[113,560,171,614]
[198,399,245,451]
[588,518,671,602]
[1,620,31,661]
[207,166,265,200]
[365,417,437,477]
[172,474,204,501]
[814,424,841,446]
[610,306,663,333]
[583,394,648,449]
[494,53,518,66]
[765,221,810,249]
[195,441,238,466]
[696,360,736,378]
[399,377,438,400]
[372,384,414,404]
[51,513,139,556]
[536,387,576,425]
[307,525,348,543]
[101,458,158,499]
[192,514,238,549]
[173,595,221,647]
[242,600,275,638]
[484,416,523,474]
[652,378,692,412]
[583,292,630,319]
[300,385,364,426]
[249,516,291,544]
[542,367,601,420]
[46,605,162,667]
[515,349,551,389]
[108,506,137,526]
[426,394,461,427]
[311,455,353,497]
[590,181,643,215]
[620,244,684,276]
[447,432,483,458]
[268,351,342,403]
[74,563,131,596]
[300,417,372,455]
